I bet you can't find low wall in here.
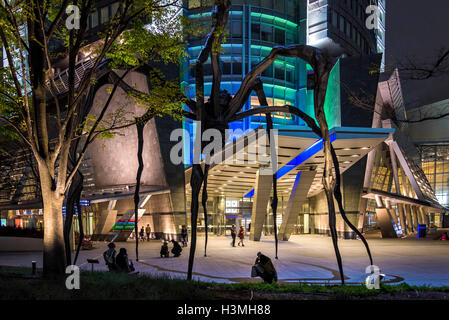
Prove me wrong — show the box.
[0,237,43,251]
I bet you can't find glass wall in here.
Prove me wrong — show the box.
[183,0,307,165]
[418,145,449,208]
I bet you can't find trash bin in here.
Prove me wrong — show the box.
[417,224,426,238]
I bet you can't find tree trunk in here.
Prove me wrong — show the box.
[40,173,66,276]
[134,121,145,261]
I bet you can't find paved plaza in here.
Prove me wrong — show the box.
[1,235,449,286]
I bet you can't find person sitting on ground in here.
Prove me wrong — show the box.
[103,242,118,271]
[440,231,448,240]
[171,239,182,257]
[160,241,169,258]
[116,248,135,273]
[254,252,277,284]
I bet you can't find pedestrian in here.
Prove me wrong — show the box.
[145,224,152,241]
[230,224,236,247]
[252,252,277,284]
[238,225,245,246]
[181,225,188,247]
[160,241,169,258]
[103,242,118,271]
[171,239,182,257]
[116,248,135,273]
[139,226,145,241]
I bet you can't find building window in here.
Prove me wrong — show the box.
[251,23,260,40]
[233,62,242,75]
[286,31,295,44]
[274,0,284,12]
[339,16,345,33]
[111,2,119,18]
[274,28,285,45]
[89,10,99,29]
[261,24,273,42]
[231,21,242,38]
[346,21,351,38]
[261,0,273,9]
[274,65,284,80]
[332,11,338,28]
[286,68,294,83]
[100,6,109,24]
[222,62,231,75]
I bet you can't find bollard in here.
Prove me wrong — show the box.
[31,261,36,275]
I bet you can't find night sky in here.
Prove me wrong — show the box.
[386,0,449,109]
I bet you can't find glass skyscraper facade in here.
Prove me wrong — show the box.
[182,0,311,164]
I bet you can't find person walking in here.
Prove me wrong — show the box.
[230,224,237,247]
[145,224,152,241]
[139,226,145,241]
[103,242,118,271]
[181,225,188,247]
[238,225,245,247]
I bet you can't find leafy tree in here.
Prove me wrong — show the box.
[0,0,187,275]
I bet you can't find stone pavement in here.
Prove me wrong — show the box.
[1,235,449,286]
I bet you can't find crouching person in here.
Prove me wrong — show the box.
[252,252,277,284]
[160,241,169,258]
[171,239,182,257]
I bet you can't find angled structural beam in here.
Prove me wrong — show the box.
[404,204,414,233]
[390,141,425,200]
[278,170,316,241]
[411,205,420,230]
[249,168,273,241]
[397,203,408,235]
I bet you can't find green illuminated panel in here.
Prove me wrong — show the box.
[189,11,242,19]
[250,12,298,29]
[305,60,341,129]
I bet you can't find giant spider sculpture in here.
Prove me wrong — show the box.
[181,0,373,284]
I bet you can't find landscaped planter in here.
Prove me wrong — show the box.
[0,237,43,251]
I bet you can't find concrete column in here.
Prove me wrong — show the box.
[404,204,414,233]
[397,203,408,235]
[94,209,118,234]
[376,208,398,238]
[249,168,272,241]
[411,205,420,230]
[278,170,315,241]
[419,207,429,226]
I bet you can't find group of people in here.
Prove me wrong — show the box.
[136,224,152,241]
[160,239,183,258]
[102,226,278,284]
[103,242,135,273]
[230,224,245,247]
